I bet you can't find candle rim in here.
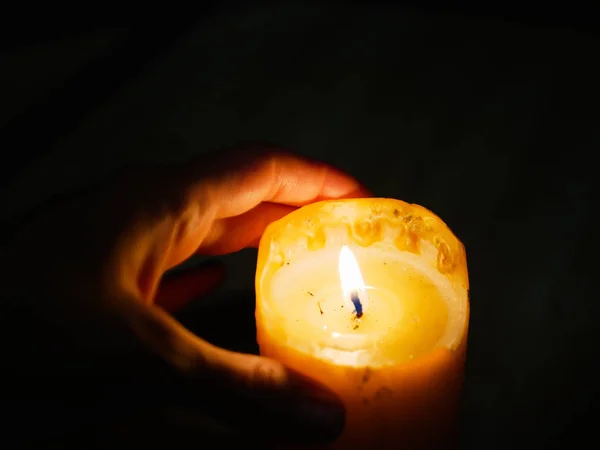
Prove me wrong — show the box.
[259,197,468,291]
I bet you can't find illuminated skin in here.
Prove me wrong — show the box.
[1,145,370,445]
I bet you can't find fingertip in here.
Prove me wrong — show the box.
[338,186,374,200]
[320,167,372,200]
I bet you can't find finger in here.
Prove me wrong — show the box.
[186,146,368,219]
[200,202,296,255]
[138,144,372,271]
[163,147,370,265]
[125,302,345,444]
[154,260,226,312]
[199,184,372,255]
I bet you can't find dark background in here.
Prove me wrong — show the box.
[1,1,599,449]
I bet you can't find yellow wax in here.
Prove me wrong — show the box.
[256,198,469,450]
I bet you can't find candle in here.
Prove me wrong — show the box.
[255,198,469,450]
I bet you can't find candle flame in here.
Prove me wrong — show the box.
[338,245,368,314]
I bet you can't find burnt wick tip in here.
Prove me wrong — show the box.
[350,291,363,319]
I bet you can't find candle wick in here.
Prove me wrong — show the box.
[351,291,363,318]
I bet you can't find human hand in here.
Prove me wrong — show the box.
[0,145,369,447]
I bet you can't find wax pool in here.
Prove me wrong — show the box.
[255,198,469,450]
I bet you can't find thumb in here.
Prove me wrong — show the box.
[126,301,346,444]
[196,347,347,444]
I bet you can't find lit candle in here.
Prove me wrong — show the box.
[255,198,469,450]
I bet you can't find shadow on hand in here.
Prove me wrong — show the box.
[0,290,262,449]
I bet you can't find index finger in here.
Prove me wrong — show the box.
[188,145,368,219]
[161,145,369,267]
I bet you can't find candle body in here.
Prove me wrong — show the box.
[257,327,467,449]
[256,199,469,450]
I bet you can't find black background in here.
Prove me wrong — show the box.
[1,1,599,449]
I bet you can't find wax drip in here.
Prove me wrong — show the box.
[351,291,363,318]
